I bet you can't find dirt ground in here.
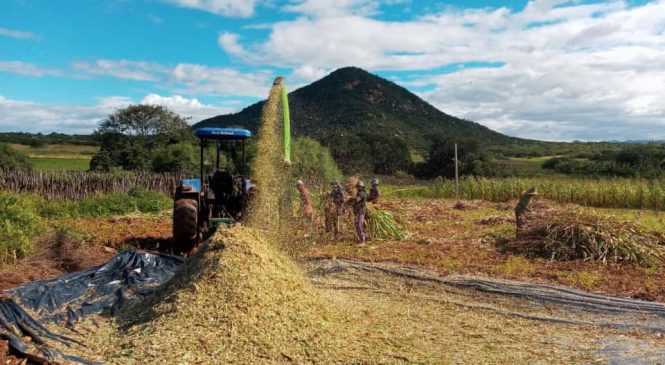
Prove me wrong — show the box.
[305,198,665,302]
[0,216,171,290]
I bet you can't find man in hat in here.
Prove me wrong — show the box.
[296,180,313,222]
[514,187,538,236]
[368,178,380,204]
[324,181,345,238]
[353,180,368,244]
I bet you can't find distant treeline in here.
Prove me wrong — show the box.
[543,143,665,178]
[0,132,96,147]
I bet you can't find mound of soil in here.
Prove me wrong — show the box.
[0,233,113,290]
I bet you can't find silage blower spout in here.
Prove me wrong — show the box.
[273,76,292,165]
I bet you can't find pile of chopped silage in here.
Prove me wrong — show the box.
[83,227,356,363]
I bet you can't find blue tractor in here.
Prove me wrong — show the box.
[172,127,252,254]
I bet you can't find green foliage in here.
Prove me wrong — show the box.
[415,135,503,178]
[0,193,43,262]
[78,189,170,217]
[92,104,195,171]
[152,142,199,173]
[0,132,96,147]
[383,177,665,210]
[128,188,172,214]
[291,137,342,186]
[0,143,32,171]
[543,143,665,178]
[30,157,90,171]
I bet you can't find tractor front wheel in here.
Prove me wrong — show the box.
[173,198,199,255]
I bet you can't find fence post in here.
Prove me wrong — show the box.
[454,142,459,200]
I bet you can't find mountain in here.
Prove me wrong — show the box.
[195,67,515,153]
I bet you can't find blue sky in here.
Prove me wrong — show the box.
[1,0,664,141]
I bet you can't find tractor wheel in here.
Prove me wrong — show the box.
[173,199,199,255]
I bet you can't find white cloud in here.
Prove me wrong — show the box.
[283,0,385,17]
[218,0,665,140]
[168,63,272,98]
[140,93,234,121]
[0,94,236,134]
[0,61,61,77]
[162,0,257,17]
[0,27,37,40]
[217,32,254,60]
[72,60,167,81]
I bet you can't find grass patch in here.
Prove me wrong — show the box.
[78,189,170,217]
[561,271,603,291]
[30,157,90,171]
[440,257,464,271]
[499,256,535,276]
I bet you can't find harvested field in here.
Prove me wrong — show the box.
[307,198,665,302]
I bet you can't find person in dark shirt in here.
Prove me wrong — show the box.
[354,180,367,244]
[324,181,345,238]
[368,178,380,204]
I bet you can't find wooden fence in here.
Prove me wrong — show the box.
[0,170,191,200]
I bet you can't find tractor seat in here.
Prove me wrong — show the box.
[211,170,234,197]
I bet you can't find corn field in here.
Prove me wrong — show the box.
[429,177,665,210]
[385,177,665,210]
[0,170,190,200]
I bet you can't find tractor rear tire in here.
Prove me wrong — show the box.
[173,198,198,255]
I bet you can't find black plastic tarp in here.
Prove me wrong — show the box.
[1,249,184,364]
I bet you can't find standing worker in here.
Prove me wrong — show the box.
[514,187,538,236]
[296,180,314,222]
[354,180,368,244]
[324,182,345,238]
[368,178,380,204]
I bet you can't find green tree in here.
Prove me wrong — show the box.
[91,104,194,171]
[291,137,342,186]
[152,142,199,173]
[0,143,32,171]
[417,135,496,178]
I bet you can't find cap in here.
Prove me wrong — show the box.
[525,187,538,196]
[371,178,379,186]
[296,180,304,186]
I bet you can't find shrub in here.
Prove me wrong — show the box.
[128,188,171,214]
[151,142,199,173]
[0,193,43,262]
[0,143,32,171]
[291,137,342,187]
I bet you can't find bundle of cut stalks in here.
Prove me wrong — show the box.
[366,205,408,240]
[504,209,665,267]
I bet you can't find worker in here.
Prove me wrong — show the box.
[353,180,367,244]
[514,187,538,236]
[324,181,345,238]
[368,178,380,204]
[296,180,313,222]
